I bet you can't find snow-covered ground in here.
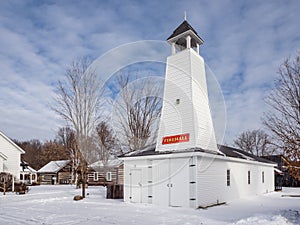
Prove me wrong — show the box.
[0,185,299,225]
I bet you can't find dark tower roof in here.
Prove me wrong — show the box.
[167,20,199,40]
[167,20,204,48]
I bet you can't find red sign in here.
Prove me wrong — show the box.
[162,133,190,145]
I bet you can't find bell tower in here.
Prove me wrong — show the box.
[155,19,219,153]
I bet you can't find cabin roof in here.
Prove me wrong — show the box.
[89,158,123,169]
[38,160,70,173]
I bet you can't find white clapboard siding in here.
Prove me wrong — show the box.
[190,50,218,151]
[0,131,24,179]
[0,156,5,172]
[197,155,275,207]
[122,151,275,209]
[156,49,219,153]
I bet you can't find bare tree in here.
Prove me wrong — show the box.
[96,121,118,161]
[56,127,79,185]
[41,140,68,161]
[263,52,300,179]
[93,121,119,185]
[233,129,274,156]
[53,57,102,198]
[112,73,162,153]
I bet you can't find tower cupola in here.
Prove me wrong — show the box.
[167,19,204,55]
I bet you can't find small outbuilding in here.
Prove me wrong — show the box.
[263,155,300,187]
[20,161,38,185]
[88,158,123,186]
[38,160,72,185]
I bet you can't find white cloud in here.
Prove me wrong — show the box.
[0,0,299,145]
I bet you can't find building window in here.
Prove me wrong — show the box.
[248,171,251,184]
[93,172,98,181]
[106,172,112,181]
[227,169,230,186]
[262,171,264,183]
[25,174,30,180]
[44,175,52,181]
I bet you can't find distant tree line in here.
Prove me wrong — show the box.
[15,136,69,171]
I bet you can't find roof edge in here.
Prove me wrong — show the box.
[0,130,25,154]
[37,160,71,173]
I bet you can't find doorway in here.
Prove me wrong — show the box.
[152,158,190,207]
[129,169,142,203]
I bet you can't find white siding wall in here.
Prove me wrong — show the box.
[123,153,275,209]
[0,134,23,179]
[190,50,218,152]
[197,156,275,207]
[0,157,4,172]
[156,49,218,153]
[156,49,195,151]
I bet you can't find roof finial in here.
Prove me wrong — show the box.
[184,11,187,21]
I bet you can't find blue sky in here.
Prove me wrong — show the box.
[0,0,299,144]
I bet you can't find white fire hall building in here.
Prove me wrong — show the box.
[120,19,275,208]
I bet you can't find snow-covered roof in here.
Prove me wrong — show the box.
[89,158,122,169]
[38,160,70,173]
[218,145,275,164]
[20,165,37,173]
[125,144,157,157]
[232,151,255,161]
[274,168,284,174]
[120,144,275,165]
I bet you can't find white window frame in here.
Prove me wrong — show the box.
[106,171,112,181]
[93,172,98,181]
